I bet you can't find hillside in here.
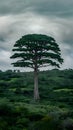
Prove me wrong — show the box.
[0,69,73,129]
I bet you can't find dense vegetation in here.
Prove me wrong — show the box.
[0,69,73,129]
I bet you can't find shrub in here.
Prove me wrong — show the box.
[62,118,73,130]
[16,117,29,127]
[31,112,62,130]
[0,103,14,116]
[0,117,8,130]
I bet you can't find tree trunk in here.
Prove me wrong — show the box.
[34,67,40,101]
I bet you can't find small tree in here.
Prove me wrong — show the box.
[10,34,63,100]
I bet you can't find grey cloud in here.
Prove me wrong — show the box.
[0,0,73,70]
[45,17,73,46]
[0,0,26,15]
[0,50,11,70]
[0,37,5,42]
[62,30,73,45]
[57,20,73,45]
[0,0,73,18]
[30,0,73,17]
[0,13,73,52]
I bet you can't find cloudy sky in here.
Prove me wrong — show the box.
[0,0,73,71]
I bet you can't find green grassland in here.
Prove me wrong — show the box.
[0,69,73,130]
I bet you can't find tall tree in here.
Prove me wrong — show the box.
[10,34,63,100]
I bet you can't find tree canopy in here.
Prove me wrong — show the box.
[11,34,63,69]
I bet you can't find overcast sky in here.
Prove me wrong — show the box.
[0,0,73,71]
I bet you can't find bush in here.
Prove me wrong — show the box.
[0,117,8,130]
[62,118,73,130]
[31,115,62,130]
[16,117,29,127]
[0,103,14,116]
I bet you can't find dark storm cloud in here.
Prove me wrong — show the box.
[0,0,26,15]
[0,0,73,17]
[29,0,73,18]
[0,0,73,70]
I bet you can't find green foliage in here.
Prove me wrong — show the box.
[11,34,63,69]
[0,102,30,129]
[0,117,8,130]
[0,69,73,103]
[31,110,73,130]
[62,118,73,130]
[0,69,73,129]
